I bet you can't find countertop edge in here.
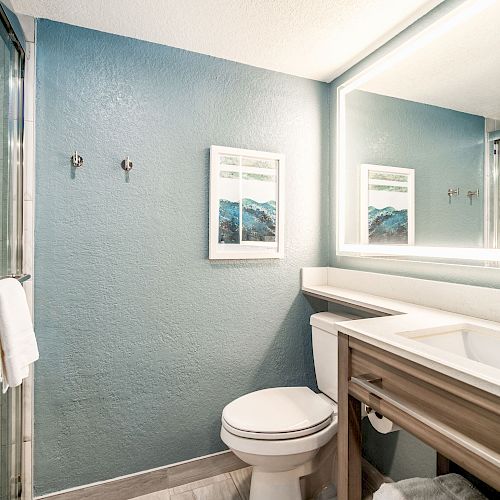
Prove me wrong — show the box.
[302,282,500,398]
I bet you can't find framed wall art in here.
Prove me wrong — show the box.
[209,146,285,259]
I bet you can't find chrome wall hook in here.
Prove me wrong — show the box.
[121,156,133,172]
[71,151,84,168]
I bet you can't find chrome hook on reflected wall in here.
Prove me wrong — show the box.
[447,187,459,203]
[121,156,133,172]
[71,151,84,168]
[467,189,479,205]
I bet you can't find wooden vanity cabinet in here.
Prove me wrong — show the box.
[337,333,500,499]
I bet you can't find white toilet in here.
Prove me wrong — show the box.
[221,312,353,500]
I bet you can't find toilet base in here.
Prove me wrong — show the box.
[249,468,303,500]
[220,411,338,500]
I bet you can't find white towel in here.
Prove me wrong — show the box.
[373,474,487,500]
[0,278,39,392]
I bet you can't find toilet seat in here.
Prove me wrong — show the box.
[221,415,338,456]
[222,387,336,441]
[222,415,332,440]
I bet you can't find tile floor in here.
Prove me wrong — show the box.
[130,467,252,500]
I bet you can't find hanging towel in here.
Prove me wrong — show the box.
[373,474,487,500]
[0,278,38,392]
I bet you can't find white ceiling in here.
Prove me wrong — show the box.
[10,0,443,82]
[361,0,500,118]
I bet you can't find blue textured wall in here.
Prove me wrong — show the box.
[34,20,329,495]
[345,90,484,247]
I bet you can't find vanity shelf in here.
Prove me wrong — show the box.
[302,283,398,316]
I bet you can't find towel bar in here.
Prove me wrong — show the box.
[0,274,31,283]
[350,375,500,469]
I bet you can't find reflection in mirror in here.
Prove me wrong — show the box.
[337,0,500,262]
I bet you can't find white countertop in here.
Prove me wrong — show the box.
[302,268,500,398]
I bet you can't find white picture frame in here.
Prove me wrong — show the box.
[209,146,285,260]
[360,164,415,245]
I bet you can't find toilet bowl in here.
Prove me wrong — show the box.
[221,312,355,500]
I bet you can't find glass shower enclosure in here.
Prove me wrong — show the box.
[490,137,500,248]
[0,5,25,500]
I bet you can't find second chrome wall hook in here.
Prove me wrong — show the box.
[121,156,133,172]
[467,189,479,205]
[71,151,84,168]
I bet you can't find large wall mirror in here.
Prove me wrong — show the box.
[337,0,500,264]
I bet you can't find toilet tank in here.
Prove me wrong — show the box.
[310,312,358,402]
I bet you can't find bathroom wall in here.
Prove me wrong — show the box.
[344,89,484,247]
[34,20,329,495]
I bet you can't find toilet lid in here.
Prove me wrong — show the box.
[222,387,335,438]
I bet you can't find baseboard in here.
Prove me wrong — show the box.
[35,450,246,500]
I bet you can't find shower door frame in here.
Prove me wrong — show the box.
[0,4,26,500]
[0,5,25,278]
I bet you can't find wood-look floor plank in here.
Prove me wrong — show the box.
[171,473,230,494]
[229,467,251,500]
[192,478,241,500]
[130,490,170,500]
[169,492,196,500]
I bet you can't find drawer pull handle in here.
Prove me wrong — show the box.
[350,375,500,468]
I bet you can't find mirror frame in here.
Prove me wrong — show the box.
[336,0,499,264]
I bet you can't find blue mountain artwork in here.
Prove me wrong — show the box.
[242,199,276,242]
[368,206,408,244]
[219,199,276,244]
[219,199,240,243]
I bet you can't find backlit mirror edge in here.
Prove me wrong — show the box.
[335,0,500,266]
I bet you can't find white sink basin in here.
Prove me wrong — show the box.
[398,323,500,370]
